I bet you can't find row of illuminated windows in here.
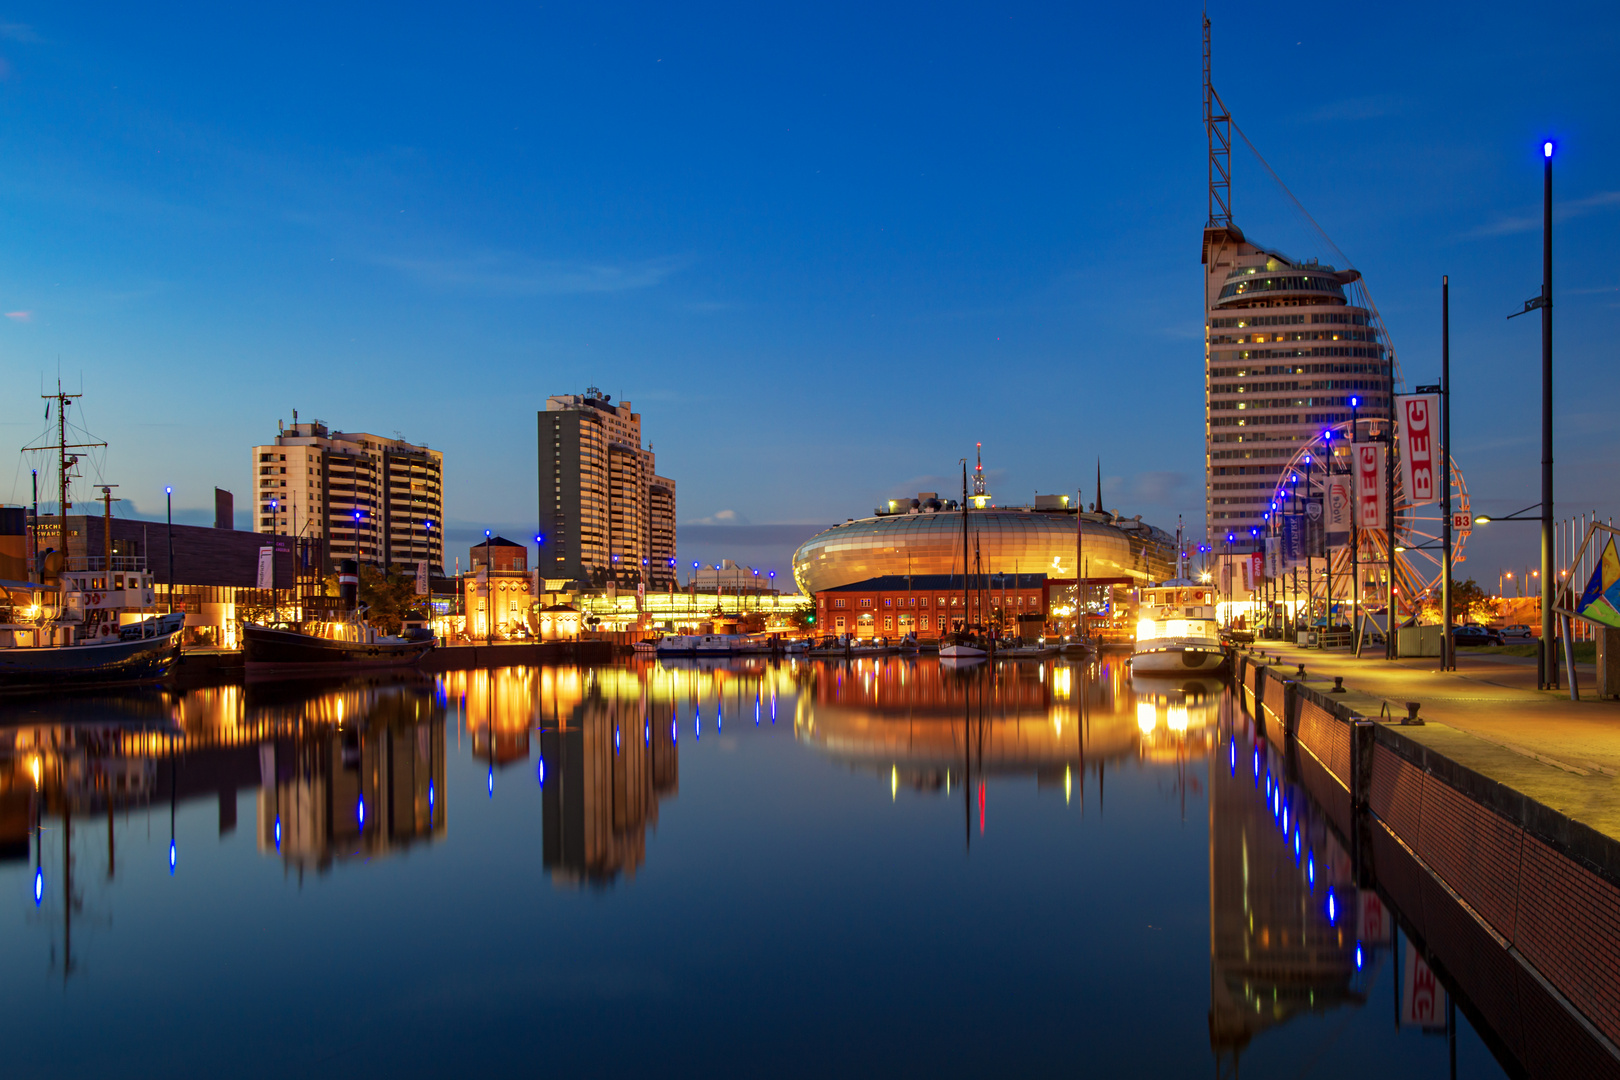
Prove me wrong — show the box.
[1209,329,1377,346]
[823,594,1042,611]
[1209,362,1387,377]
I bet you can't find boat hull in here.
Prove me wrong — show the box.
[0,631,181,691]
[243,624,434,669]
[1130,640,1228,676]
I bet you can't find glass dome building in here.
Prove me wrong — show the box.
[791,505,1178,596]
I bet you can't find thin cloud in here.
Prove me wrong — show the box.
[5,310,30,321]
[1466,191,1620,239]
[686,509,749,526]
[374,251,686,295]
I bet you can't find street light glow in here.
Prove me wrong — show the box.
[1544,140,1554,158]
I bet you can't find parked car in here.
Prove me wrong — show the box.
[1452,624,1504,646]
[1499,624,1534,640]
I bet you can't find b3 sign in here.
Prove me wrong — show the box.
[1398,394,1442,508]
[1354,443,1386,529]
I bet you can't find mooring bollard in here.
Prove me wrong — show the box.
[1332,675,1346,694]
[1402,701,1424,726]
[1296,663,1307,679]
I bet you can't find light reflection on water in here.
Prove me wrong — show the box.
[0,659,1508,1077]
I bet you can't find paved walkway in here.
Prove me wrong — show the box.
[1242,641,1620,841]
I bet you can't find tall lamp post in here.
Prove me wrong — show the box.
[269,497,279,623]
[165,486,174,615]
[1503,139,1557,687]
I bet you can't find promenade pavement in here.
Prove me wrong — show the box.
[1239,640,1620,841]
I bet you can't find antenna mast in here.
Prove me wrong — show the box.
[1204,15,1232,228]
[24,383,105,572]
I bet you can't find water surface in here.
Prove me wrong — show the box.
[1,659,1510,1077]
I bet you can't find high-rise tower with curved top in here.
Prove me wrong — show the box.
[1200,18,1393,545]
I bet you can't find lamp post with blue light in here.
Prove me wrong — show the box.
[165,486,174,614]
[1502,139,1558,687]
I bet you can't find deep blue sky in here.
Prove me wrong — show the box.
[1,1,1616,582]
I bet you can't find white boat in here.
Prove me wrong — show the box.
[1130,580,1228,676]
[938,632,988,661]
[654,633,773,657]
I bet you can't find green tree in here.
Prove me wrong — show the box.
[1424,577,1492,625]
[358,564,430,635]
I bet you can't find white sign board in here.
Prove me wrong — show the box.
[415,560,428,596]
[1397,394,1442,508]
[1401,938,1447,1029]
[256,546,274,590]
[1354,444,1387,530]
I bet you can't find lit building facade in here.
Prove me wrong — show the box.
[464,536,535,640]
[814,573,1047,639]
[792,500,1176,597]
[538,389,676,589]
[1203,232,1393,537]
[252,418,444,574]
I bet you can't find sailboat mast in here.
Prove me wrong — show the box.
[961,460,970,634]
[58,390,68,567]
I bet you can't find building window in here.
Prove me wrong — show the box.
[835,599,846,608]
[883,598,891,607]
[883,616,892,630]
[860,598,871,608]
[835,616,845,630]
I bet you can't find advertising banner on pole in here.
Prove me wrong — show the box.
[1240,555,1252,594]
[1250,552,1264,589]
[1281,513,1304,568]
[1264,536,1280,578]
[1397,394,1442,507]
[415,560,428,596]
[1305,498,1325,557]
[1354,444,1386,530]
[1328,475,1352,548]
[256,546,274,590]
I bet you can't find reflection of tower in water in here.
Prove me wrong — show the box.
[1208,696,1361,1070]
[256,682,447,872]
[542,686,678,886]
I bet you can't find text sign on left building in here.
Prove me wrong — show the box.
[1397,394,1441,508]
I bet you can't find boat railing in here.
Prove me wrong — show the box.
[66,555,149,573]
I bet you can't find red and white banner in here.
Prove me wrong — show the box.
[1354,443,1386,530]
[1401,939,1448,1029]
[1250,552,1264,589]
[1397,394,1442,508]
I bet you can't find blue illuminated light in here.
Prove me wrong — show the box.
[536,759,544,787]
[33,868,42,905]
[1308,852,1316,888]
[358,796,366,829]
[644,722,650,746]
[1327,890,1338,925]
[275,815,282,850]
[755,693,761,727]
[487,766,494,797]
[695,707,701,740]
[1229,740,1236,775]
[169,839,177,874]
[615,725,621,754]
[1355,942,1364,970]
[1350,396,1359,407]
[1544,140,1554,158]
[1293,829,1301,858]
[672,719,677,743]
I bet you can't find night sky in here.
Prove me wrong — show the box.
[0,2,1615,583]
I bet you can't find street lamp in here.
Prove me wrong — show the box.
[1504,137,1557,686]
[165,486,174,614]
[269,497,279,622]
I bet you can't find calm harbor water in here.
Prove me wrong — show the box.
[3,659,1512,1077]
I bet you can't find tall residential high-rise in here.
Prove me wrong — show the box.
[252,418,445,574]
[538,389,676,588]
[1200,17,1392,543]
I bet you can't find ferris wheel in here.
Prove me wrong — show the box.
[1274,417,1468,616]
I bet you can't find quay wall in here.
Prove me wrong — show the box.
[1233,649,1620,1075]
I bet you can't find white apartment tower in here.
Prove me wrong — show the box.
[252,418,445,574]
[539,389,677,588]
[1200,18,1392,544]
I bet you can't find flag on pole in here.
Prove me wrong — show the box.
[1576,537,1620,628]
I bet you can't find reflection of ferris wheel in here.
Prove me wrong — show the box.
[1276,417,1467,614]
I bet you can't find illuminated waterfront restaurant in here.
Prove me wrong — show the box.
[816,574,1047,639]
[791,493,1177,597]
